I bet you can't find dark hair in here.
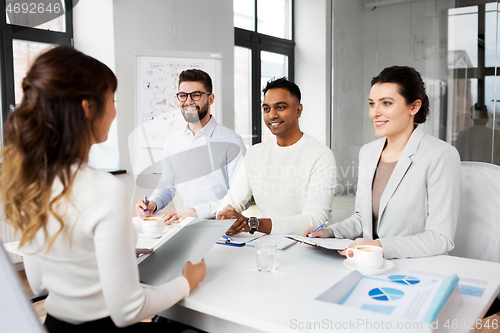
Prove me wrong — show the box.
[0,45,117,250]
[178,69,213,93]
[371,66,429,124]
[262,77,301,102]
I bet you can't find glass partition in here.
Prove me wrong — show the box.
[332,0,500,194]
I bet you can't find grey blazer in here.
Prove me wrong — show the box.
[330,127,461,259]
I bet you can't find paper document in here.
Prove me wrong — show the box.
[246,234,297,250]
[377,267,490,300]
[286,236,353,250]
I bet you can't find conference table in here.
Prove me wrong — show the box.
[5,217,500,333]
[135,219,500,333]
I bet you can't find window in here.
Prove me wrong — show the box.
[234,0,294,146]
[0,0,73,133]
[448,2,500,165]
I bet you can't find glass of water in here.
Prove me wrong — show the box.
[255,239,277,272]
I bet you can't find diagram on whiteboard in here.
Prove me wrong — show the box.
[137,56,218,148]
[132,52,221,176]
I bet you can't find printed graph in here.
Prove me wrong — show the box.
[388,275,421,285]
[368,287,405,301]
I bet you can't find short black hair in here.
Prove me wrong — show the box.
[262,77,301,102]
[371,66,429,124]
[178,69,213,93]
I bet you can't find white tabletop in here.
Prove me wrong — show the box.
[5,220,500,333]
[155,242,500,333]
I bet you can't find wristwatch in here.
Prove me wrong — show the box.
[248,217,260,234]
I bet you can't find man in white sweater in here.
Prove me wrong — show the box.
[217,77,336,235]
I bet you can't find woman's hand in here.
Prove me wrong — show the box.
[182,259,207,293]
[302,226,334,238]
[338,238,382,256]
[135,248,153,258]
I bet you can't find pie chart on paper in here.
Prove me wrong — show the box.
[368,287,404,301]
[388,275,420,285]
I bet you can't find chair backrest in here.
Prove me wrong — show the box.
[0,243,45,332]
[450,161,500,262]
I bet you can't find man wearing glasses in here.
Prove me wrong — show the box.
[136,69,246,223]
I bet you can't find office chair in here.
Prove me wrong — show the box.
[450,161,500,262]
[0,243,46,332]
[450,161,500,317]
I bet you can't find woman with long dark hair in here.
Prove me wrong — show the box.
[0,45,206,332]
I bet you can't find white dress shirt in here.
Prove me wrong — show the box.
[150,116,246,218]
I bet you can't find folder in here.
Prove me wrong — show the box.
[138,218,234,286]
[316,270,459,323]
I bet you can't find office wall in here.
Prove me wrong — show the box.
[295,0,332,145]
[112,0,234,208]
[73,0,120,170]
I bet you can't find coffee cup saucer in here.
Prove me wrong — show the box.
[343,258,394,275]
[138,227,168,239]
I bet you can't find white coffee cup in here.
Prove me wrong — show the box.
[345,245,383,270]
[142,217,163,234]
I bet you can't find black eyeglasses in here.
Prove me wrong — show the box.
[176,91,211,102]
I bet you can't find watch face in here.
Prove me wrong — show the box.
[249,217,259,229]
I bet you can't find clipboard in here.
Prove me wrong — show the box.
[286,235,353,250]
[216,232,266,247]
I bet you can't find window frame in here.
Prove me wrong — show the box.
[0,0,73,124]
[235,0,295,145]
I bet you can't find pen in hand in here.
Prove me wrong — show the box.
[308,222,328,237]
[143,195,147,214]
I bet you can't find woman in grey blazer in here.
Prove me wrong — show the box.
[304,66,461,259]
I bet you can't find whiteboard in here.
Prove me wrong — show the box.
[131,50,222,177]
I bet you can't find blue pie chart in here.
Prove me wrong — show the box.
[388,275,420,285]
[368,287,404,301]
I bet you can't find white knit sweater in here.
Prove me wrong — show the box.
[218,134,336,234]
[22,164,189,327]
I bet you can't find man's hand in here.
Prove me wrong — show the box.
[218,209,249,236]
[162,208,198,225]
[182,259,207,293]
[136,199,157,218]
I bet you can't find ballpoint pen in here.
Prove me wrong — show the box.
[309,222,327,236]
[222,235,232,243]
[143,195,147,214]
